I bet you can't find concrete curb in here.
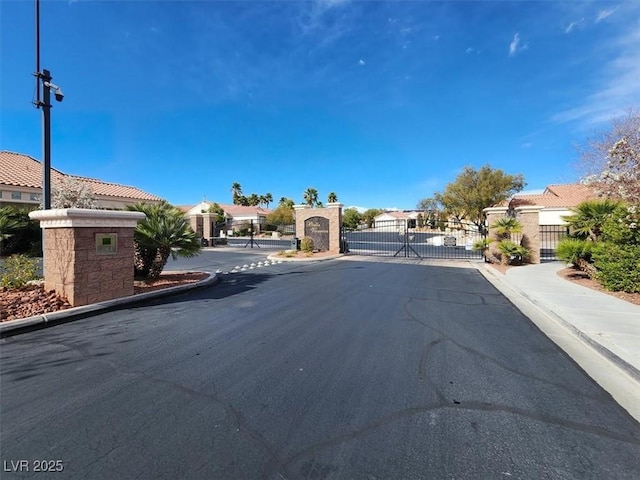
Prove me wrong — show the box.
[266,253,344,262]
[0,272,219,337]
[475,262,640,384]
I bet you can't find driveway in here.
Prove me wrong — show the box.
[1,256,639,479]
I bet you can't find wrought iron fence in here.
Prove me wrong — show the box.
[342,219,484,259]
[209,220,295,249]
[539,225,570,261]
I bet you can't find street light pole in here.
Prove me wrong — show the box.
[40,69,52,210]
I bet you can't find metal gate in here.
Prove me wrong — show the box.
[540,225,570,261]
[343,219,484,260]
[212,220,295,249]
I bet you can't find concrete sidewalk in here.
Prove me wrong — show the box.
[477,261,640,420]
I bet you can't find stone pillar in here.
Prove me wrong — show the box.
[483,207,508,263]
[202,213,214,242]
[29,208,145,306]
[327,202,343,254]
[293,205,311,242]
[515,205,543,264]
[293,204,343,254]
[483,207,509,239]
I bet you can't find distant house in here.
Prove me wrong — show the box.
[0,151,163,209]
[178,201,272,239]
[373,211,421,228]
[499,184,598,225]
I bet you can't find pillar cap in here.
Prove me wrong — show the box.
[483,206,509,214]
[514,205,544,212]
[29,208,146,228]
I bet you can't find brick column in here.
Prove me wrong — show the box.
[515,205,543,264]
[483,207,508,240]
[29,209,145,306]
[202,213,214,242]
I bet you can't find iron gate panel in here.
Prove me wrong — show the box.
[211,220,295,249]
[343,219,484,259]
[540,225,569,261]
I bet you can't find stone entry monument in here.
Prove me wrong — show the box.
[304,216,330,251]
[293,203,343,254]
[29,208,145,306]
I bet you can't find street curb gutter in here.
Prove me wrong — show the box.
[0,272,219,338]
[475,263,640,384]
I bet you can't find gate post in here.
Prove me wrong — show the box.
[515,205,543,264]
[28,208,145,306]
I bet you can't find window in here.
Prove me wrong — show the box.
[11,191,21,200]
[30,193,41,201]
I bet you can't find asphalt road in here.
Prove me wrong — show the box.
[1,256,639,479]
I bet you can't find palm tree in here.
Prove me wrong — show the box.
[127,202,201,279]
[264,193,273,209]
[303,187,319,207]
[490,216,523,240]
[327,192,338,203]
[279,197,294,208]
[247,193,260,206]
[0,206,29,243]
[562,199,622,241]
[230,182,243,205]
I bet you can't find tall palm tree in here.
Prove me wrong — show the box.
[279,197,294,208]
[303,187,319,207]
[264,193,273,209]
[327,192,338,203]
[230,182,243,205]
[127,202,201,279]
[247,193,260,206]
[562,199,622,241]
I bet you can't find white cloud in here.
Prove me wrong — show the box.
[551,24,640,127]
[508,33,528,57]
[358,59,365,66]
[565,18,584,34]
[596,8,617,23]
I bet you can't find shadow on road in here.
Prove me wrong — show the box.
[128,272,274,309]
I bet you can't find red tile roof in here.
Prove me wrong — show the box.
[177,202,271,216]
[0,151,163,202]
[496,183,598,209]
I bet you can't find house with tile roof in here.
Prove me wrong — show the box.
[177,200,272,240]
[485,183,599,263]
[498,183,598,225]
[0,151,164,209]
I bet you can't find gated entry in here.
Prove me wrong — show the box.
[212,220,295,249]
[343,219,484,259]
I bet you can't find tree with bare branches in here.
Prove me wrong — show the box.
[579,108,640,203]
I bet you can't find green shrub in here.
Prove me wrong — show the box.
[300,236,314,253]
[472,238,493,252]
[0,254,39,288]
[497,240,530,265]
[592,242,640,293]
[556,238,593,265]
[600,204,640,246]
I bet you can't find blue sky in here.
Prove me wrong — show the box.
[1,1,639,210]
